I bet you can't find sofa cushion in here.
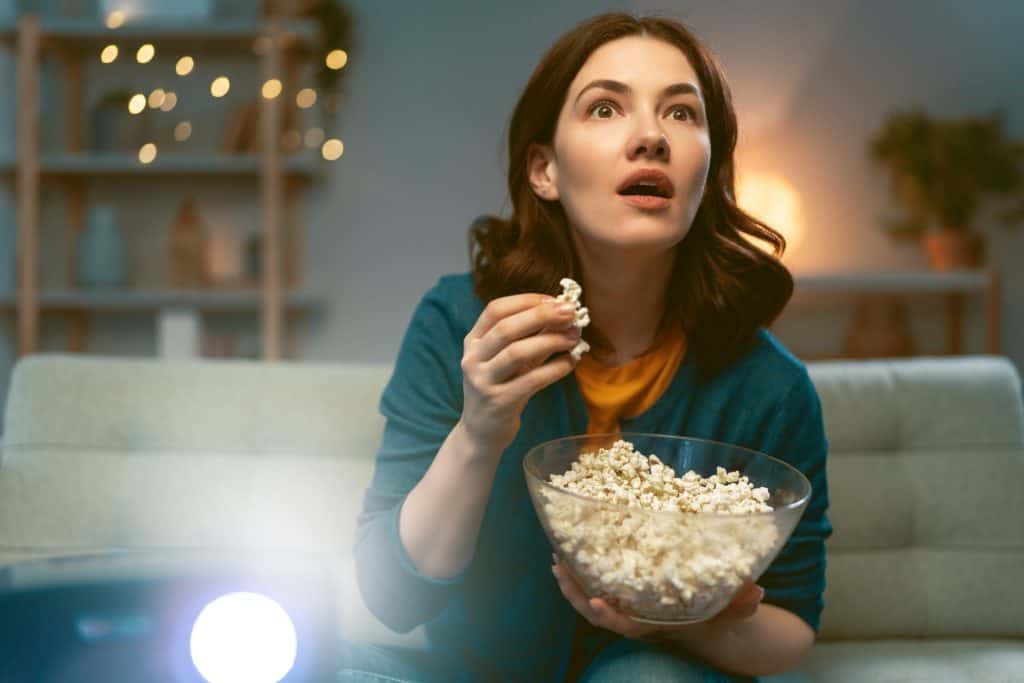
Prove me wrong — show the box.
[773,639,1024,683]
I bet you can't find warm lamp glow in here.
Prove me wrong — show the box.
[176,56,195,76]
[325,49,348,70]
[296,88,316,109]
[148,88,166,109]
[735,172,805,256]
[105,10,125,29]
[138,143,157,164]
[174,121,192,142]
[128,94,146,115]
[322,138,344,161]
[136,43,155,64]
[100,45,118,63]
[161,92,178,112]
[261,79,283,99]
[210,76,231,98]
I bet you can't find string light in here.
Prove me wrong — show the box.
[160,92,178,112]
[261,79,282,99]
[136,43,155,64]
[105,10,125,29]
[148,88,166,109]
[296,88,316,109]
[176,56,194,76]
[325,49,347,70]
[128,94,146,115]
[138,143,157,164]
[174,121,192,142]
[322,138,344,161]
[100,45,118,64]
[210,76,231,98]
[304,128,324,149]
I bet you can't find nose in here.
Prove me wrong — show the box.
[628,128,670,161]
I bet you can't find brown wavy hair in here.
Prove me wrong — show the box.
[469,12,793,378]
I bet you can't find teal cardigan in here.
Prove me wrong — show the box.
[354,273,832,682]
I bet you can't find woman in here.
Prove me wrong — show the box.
[342,11,832,683]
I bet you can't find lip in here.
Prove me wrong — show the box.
[619,194,671,211]
[616,168,675,199]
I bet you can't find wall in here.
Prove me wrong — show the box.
[2,0,1022,433]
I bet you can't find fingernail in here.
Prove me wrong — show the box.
[551,565,559,578]
[558,303,576,315]
[551,553,558,564]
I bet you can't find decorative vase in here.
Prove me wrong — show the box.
[922,229,984,271]
[76,205,126,288]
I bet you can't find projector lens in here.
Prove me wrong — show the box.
[189,591,297,683]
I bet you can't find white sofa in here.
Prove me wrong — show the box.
[2,353,1023,682]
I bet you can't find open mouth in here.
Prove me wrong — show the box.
[617,182,672,199]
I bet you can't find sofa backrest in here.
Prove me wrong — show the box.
[3,353,1023,643]
[808,356,1024,640]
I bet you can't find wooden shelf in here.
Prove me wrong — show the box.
[0,153,321,178]
[0,289,324,313]
[0,17,318,50]
[794,270,991,293]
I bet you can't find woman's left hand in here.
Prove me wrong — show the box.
[551,557,764,640]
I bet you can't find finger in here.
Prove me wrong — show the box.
[466,293,553,345]
[504,352,579,399]
[715,583,763,622]
[483,330,580,384]
[472,299,577,364]
[552,563,601,626]
[588,597,647,638]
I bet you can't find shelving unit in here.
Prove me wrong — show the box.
[791,269,1002,357]
[1,11,329,361]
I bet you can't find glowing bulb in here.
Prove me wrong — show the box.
[190,593,296,683]
[304,127,324,149]
[325,49,347,70]
[735,171,805,256]
[160,92,178,112]
[105,10,125,29]
[174,121,192,142]
[210,76,231,98]
[148,88,166,109]
[261,79,282,100]
[128,94,146,115]
[138,143,157,164]
[136,44,155,64]
[322,138,344,161]
[175,56,194,76]
[295,88,316,109]
[100,45,118,64]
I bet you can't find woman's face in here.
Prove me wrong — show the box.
[529,35,711,253]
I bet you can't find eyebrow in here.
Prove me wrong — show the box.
[574,79,703,106]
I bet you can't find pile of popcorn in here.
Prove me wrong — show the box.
[554,278,590,361]
[542,439,780,621]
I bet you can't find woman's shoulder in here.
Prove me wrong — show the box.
[415,271,484,334]
[707,328,816,404]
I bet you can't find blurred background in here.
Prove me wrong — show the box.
[1,0,1022,433]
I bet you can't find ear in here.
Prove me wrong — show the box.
[527,143,559,201]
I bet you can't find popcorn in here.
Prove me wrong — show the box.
[554,277,590,361]
[542,439,779,621]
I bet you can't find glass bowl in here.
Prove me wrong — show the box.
[523,433,811,625]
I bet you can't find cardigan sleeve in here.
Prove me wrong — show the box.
[754,371,834,635]
[352,280,470,634]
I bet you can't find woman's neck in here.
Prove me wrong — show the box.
[578,251,675,367]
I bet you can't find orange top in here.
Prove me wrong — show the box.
[574,321,687,435]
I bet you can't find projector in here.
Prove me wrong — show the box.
[0,549,341,682]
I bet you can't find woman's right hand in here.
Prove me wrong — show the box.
[459,293,582,453]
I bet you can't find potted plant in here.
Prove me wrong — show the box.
[868,109,1024,270]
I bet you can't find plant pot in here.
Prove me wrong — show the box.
[921,229,984,271]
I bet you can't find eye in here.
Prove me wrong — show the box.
[589,99,700,122]
[668,105,696,122]
[587,99,618,119]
